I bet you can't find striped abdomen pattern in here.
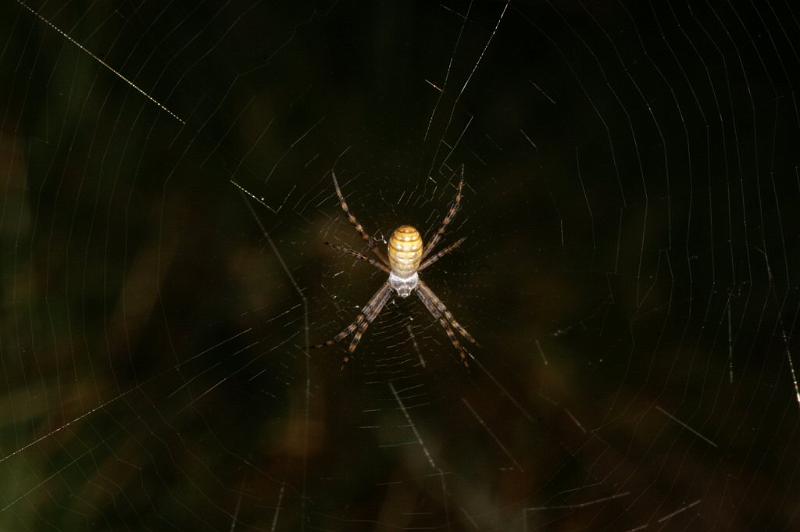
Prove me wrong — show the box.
[388,225,423,278]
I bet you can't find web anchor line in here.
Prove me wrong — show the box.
[16,0,185,124]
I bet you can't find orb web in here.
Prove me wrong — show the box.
[1,0,799,530]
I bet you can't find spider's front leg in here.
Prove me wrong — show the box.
[314,282,392,365]
[416,282,475,366]
[418,281,477,345]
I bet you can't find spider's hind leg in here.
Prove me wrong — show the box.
[419,237,466,272]
[422,165,465,259]
[331,170,390,266]
[324,241,389,273]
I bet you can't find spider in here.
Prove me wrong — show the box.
[315,166,477,366]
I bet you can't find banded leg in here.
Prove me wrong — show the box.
[416,287,470,366]
[418,281,477,344]
[332,170,390,265]
[419,237,466,271]
[325,242,390,273]
[314,282,391,350]
[312,315,362,349]
[347,286,392,353]
[422,165,464,259]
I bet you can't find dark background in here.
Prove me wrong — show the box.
[1,0,799,530]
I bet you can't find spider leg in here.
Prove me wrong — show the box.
[347,286,392,353]
[437,316,470,366]
[418,280,478,345]
[314,282,392,356]
[325,242,390,273]
[312,317,361,349]
[422,165,464,259]
[416,287,471,366]
[332,170,390,266]
[419,237,466,271]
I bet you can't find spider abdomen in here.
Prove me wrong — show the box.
[388,225,423,278]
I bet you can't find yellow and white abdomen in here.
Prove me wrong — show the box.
[388,225,423,277]
[388,225,423,297]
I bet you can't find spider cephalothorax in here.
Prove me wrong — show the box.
[315,167,476,365]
